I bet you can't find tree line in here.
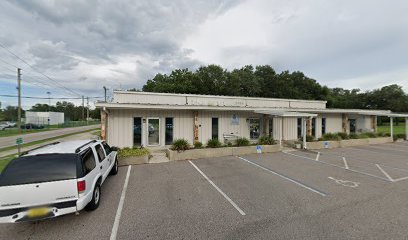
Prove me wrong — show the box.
[0,101,100,122]
[142,64,408,113]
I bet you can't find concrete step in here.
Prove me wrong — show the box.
[149,150,169,163]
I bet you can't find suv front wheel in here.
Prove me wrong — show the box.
[86,184,101,211]
[110,157,118,175]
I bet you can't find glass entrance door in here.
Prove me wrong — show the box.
[133,118,142,147]
[148,118,160,146]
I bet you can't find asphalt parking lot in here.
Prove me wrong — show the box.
[2,141,408,240]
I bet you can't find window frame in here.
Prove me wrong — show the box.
[94,144,106,162]
[81,148,96,176]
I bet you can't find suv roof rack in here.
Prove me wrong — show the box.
[75,140,97,153]
[22,141,60,156]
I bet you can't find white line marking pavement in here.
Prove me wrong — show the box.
[316,152,320,161]
[342,157,349,170]
[237,156,328,197]
[188,160,246,216]
[375,164,394,182]
[283,151,391,182]
[110,166,132,240]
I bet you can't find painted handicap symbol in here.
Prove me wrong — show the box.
[328,177,359,188]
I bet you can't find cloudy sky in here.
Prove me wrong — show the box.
[0,0,407,108]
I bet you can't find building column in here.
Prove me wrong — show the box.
[342,114,348,134]
[306,118,312,136]
[303,117,307,149]
[263,114,268,136]
[390,117,394,140]
[405,118,408,141]
[193,111,199,143]
[100,109,107,141]
[371,116,377,133]
[279,117,283,146]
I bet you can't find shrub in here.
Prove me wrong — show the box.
[207,138,222,148]
[358,133,369,139]
[193,141,203,149]
[377,132,387,137]
[348,133,359,139]
[306,135,315,142]
[363,132,377,138]
[235,137,250,146]
[395,134,406,140]
[226,141,233,147]
[118,147,149,158]
[258,136,276,145]
[321,133,341,141]
[171,139,190,151]
[337,132,349,140]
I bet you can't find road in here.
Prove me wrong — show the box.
[0,130,99,158]
[0,125,99,149]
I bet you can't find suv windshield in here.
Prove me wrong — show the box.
[0,154,79,186]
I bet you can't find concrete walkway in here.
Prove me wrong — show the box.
[0,130,99,158]
[0,124,99,149]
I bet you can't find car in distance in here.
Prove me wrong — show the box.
[20,123,44,130]
[0,140,119,223]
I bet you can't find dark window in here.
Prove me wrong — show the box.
[249,118,260,139]
[165,118,174,145]
[349,119,356,133]
[312,118,316,137]
[268,118,273,137]
[102,142,112,155]
[95,144,106,162]
[322,118,326,135]
[0,154,78,186]
[212,118,219,140]
[297,118,302,139]
[133,118,142,147]
[81,149,96,175]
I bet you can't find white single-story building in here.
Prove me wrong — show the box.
[25,111,65,125]
[96,91,408,148]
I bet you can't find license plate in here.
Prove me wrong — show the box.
[27,207,50,218]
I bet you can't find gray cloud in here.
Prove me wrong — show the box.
[0,0,407,109]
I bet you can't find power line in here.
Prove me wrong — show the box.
[0,42,84,97]
[0,94,104,99]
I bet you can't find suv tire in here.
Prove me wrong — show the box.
[85,184,101,211]
[110,157,119,175]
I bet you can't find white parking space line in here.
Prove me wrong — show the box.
[188,160,246,216]
[343,157,349,170]
[283,151,391,182]
[367,145,408,153]
[110,166,132,240]
[316,152,320,161]
[237,156,328,197]
[375,164,394,182]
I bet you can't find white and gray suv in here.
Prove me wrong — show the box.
[0,140,118,223]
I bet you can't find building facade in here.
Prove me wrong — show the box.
[96,91,407,148]
[25,111,65,125]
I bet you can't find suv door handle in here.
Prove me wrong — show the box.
[100,166,103,170]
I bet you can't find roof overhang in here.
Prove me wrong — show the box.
[254,110,317,117]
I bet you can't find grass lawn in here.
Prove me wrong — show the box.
[0,154,16,173]
[378,123,406,135]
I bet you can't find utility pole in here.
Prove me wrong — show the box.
[103,86,108,102]
[17,68,22,156]
[86,96,89,124]
[17,68,21,131]
[82,96,85,121]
